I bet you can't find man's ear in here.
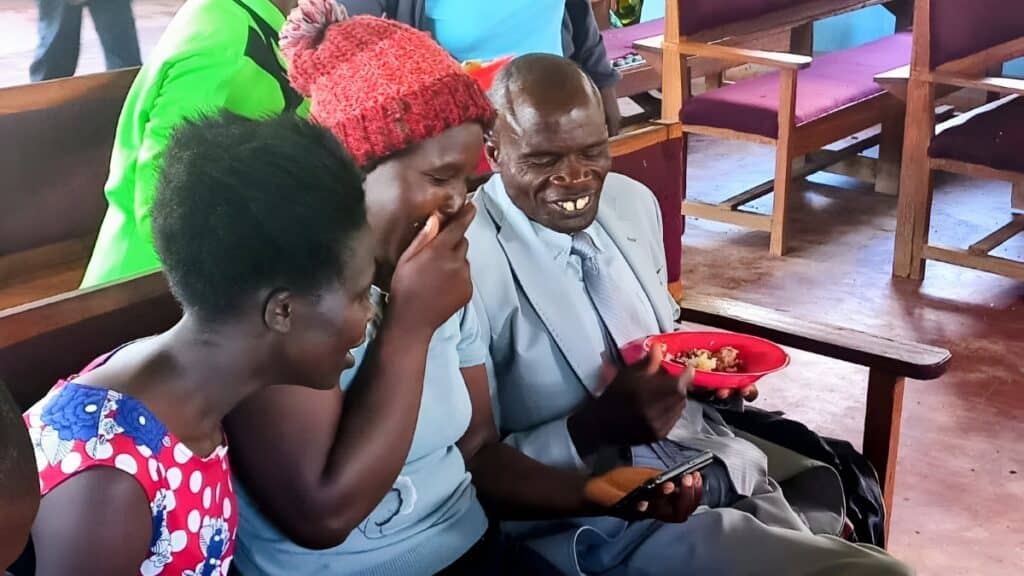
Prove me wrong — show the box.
[484,130,500,171]
[263,290,293,334]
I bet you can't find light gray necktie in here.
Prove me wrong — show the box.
[571,231,651,351]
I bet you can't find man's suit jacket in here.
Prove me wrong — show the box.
[467,173,846,537]
[467,172,677,470]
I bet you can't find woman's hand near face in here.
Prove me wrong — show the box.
[388,202,476,333]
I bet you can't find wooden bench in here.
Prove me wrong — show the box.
[0,271,950,543]
[0,272,177,410]
[635,0,915,256]
[0,68,139,311]
[892,0,1024,280]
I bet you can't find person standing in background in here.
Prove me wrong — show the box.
[80,0,306,288]
[31,0,142,82]
[342,0,622,135]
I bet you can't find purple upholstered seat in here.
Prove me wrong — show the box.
[929,96,1024,175]
[602,19,665,60]
[682,32,912,139]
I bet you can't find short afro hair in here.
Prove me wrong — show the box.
[152,112,367,319]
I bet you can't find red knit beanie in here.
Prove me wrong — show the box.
[281,0,495,168]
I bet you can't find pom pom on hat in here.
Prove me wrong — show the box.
[282,0,494,168]
[281,0,349,96]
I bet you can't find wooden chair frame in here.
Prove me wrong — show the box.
[1,271,950,543]
[892,0,1024,280]
[634,0,912,256]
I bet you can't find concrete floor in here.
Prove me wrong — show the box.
[0,0,183,88]
[2,1,1022,574]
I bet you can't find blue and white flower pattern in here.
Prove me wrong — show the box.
[183,516,231,576]
[28,378,237,576]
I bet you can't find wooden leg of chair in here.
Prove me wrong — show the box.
[876,110,905,196]
[770,70,799,257]
[893,79,936,279]
[1012,181,1023,213]
[669,133,689,304]
[789,22,814,56]
[863,370,906,544]
[704,71,724,90]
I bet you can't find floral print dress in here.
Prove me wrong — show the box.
[23,353,237,576]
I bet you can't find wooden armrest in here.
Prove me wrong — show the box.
[0,271,169,349]
[679,294,951,380]
[929,71,1024,97]
[875,64,910,84]
[635,35,812,70]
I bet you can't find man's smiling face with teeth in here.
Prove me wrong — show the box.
[487,56,612,235]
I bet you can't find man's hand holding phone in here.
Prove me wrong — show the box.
[583,450,712,523]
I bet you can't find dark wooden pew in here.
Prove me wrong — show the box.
[0,68,140,311]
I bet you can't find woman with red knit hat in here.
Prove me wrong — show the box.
[225,3,501,573]
[225,3,701,575]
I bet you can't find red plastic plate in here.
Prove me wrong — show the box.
[643,331,790,389]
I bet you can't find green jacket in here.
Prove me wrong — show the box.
[81,0,307,288]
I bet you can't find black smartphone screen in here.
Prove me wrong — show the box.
[613,449,714,510]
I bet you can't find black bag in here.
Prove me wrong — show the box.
[719,406,887,547]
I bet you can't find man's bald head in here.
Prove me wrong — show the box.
[485,54,612,234]
[490,53,604,135]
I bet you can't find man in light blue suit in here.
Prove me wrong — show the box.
[466,54,913,575]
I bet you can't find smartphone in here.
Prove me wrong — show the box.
[614,449,714,510]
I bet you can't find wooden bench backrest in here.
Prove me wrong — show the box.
[0,272,178,410]
[669,0,893,41]
[0,69,137,278]
[917,0,1024,72]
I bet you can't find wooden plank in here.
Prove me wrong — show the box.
[862,369,906,539]
[875,109,905,195]
[813,153,878,182]
[770,69,800,256]
[789,22,815,57]
[720,133,879,209]
[791,94,893,156]
[0,68,138,115]
[934,36,1024,77]
[617,64,662,98]
[685,0,892,44]
[636,36,813,70]
[0,271,169,349]
[968,215,1024,255]
[683,124,777,146]
[0,260,87,313]
[678,294,952,379]
[875,66,962,102]
[1013,181,1024,213]
[875,65,911,101]
[893,76,937,280]
[0,236,93,284]
[922,244,1024,280]
[719,181,775,210]
[930,157,1024,183]
[682,201,773,231]
[609,124,669,157]
[928,72,1024,98]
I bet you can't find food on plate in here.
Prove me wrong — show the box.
[666,346,743,373]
